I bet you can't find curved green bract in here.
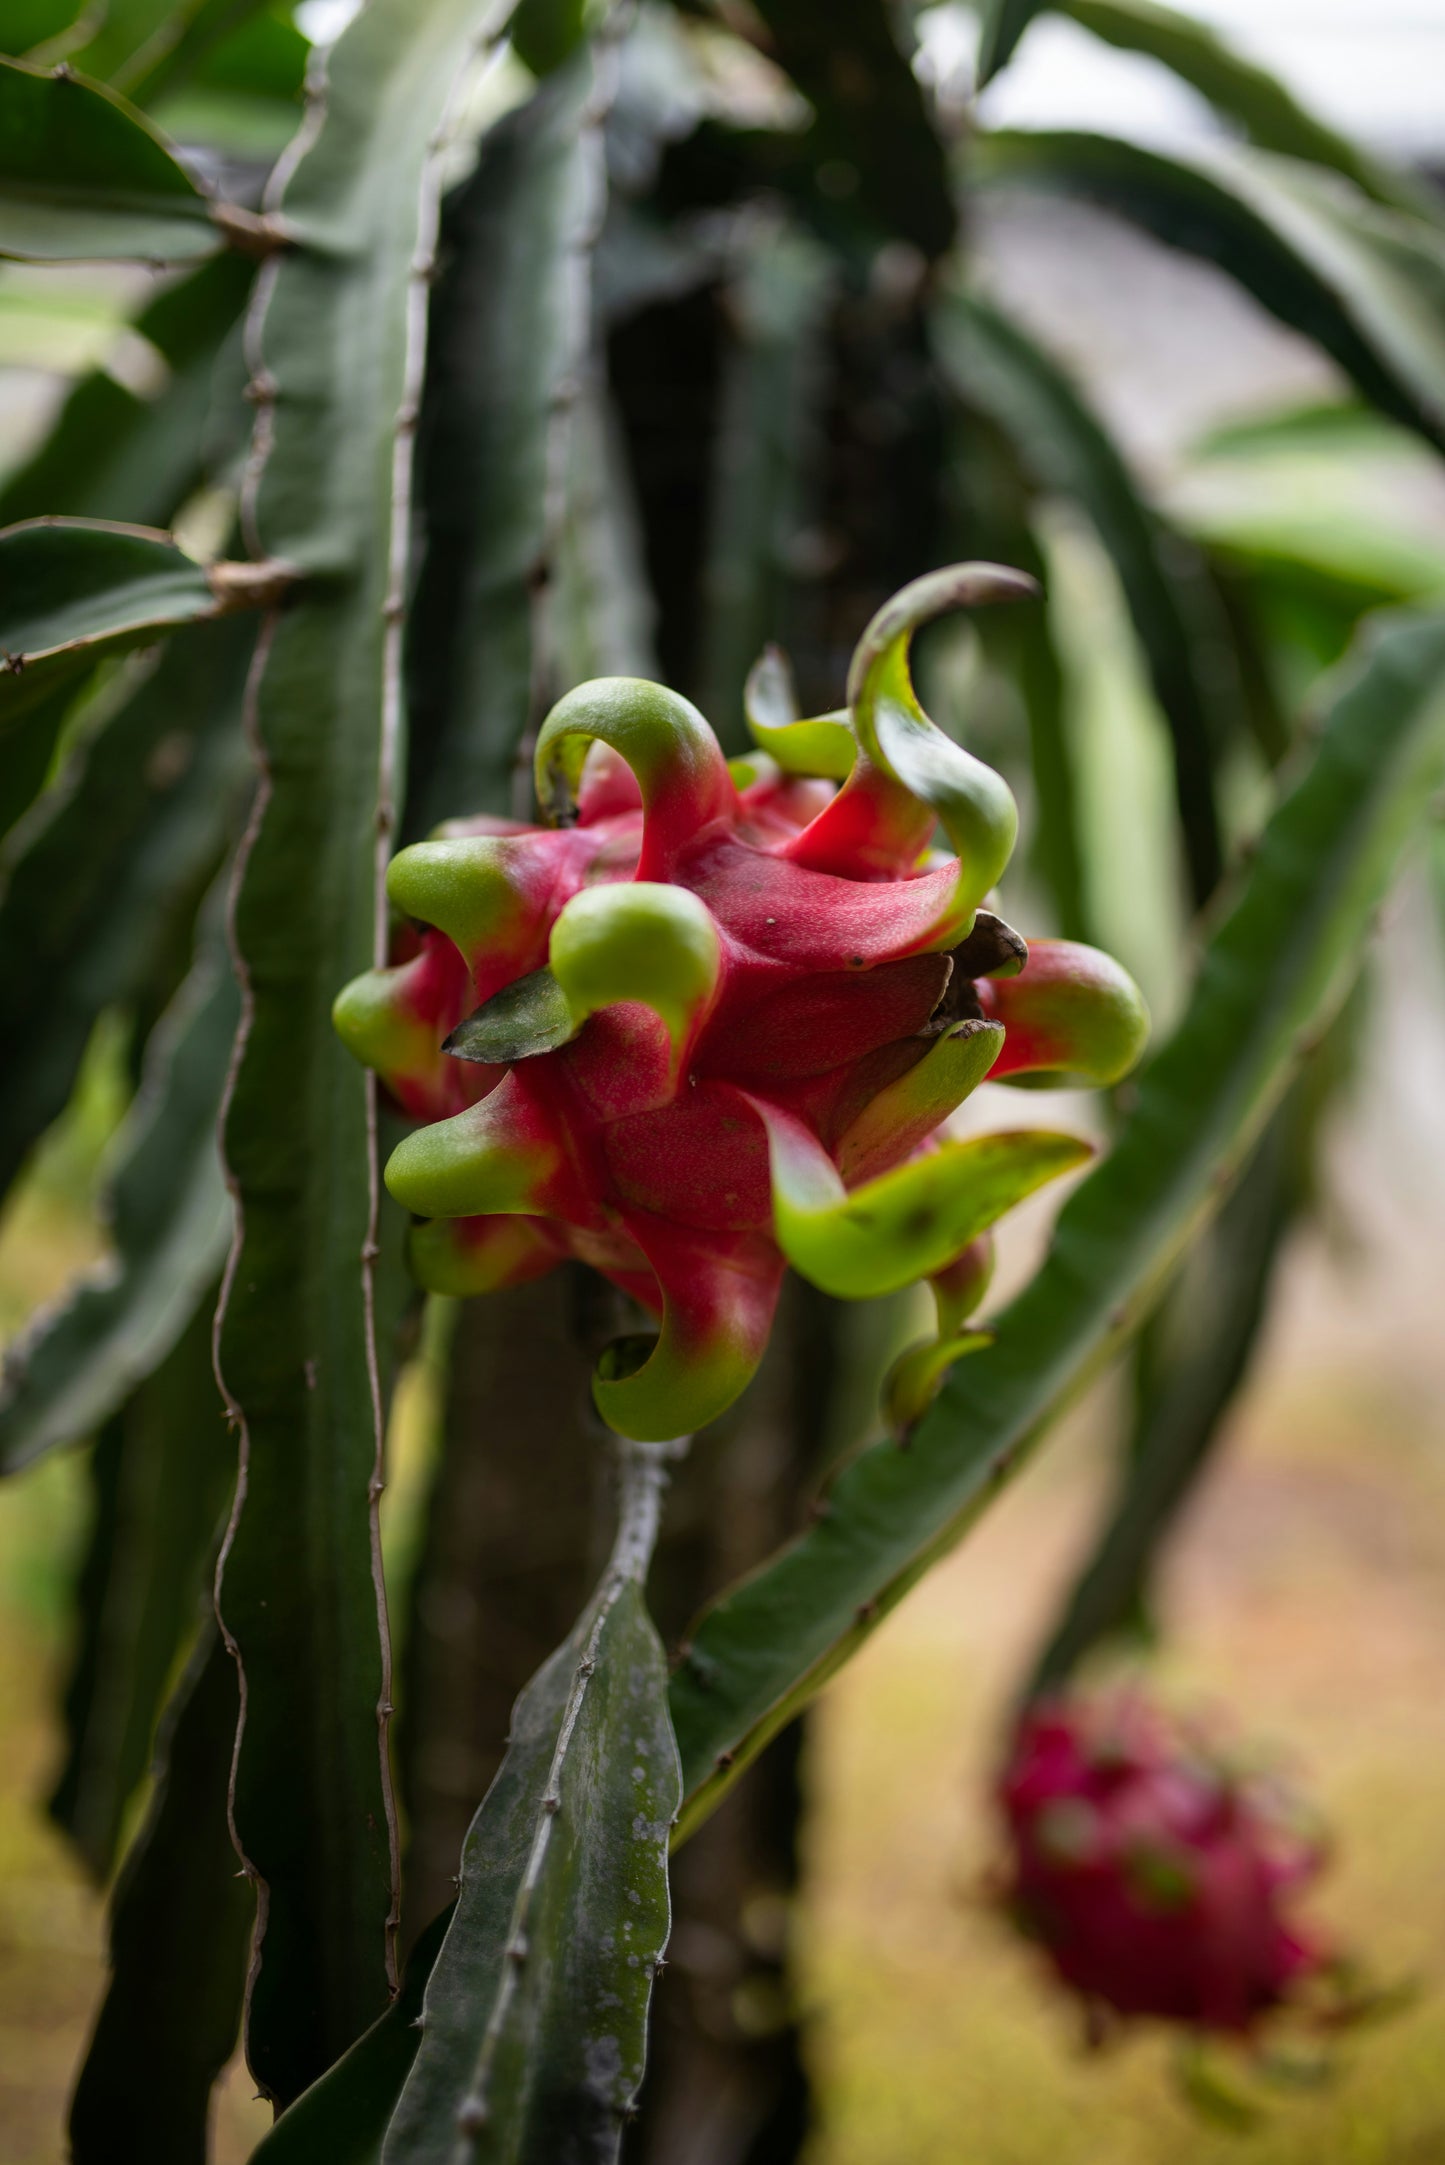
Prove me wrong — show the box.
[668,605,1445,1838]
[0,58,220,264]
[743,645,855,781]
[749,1095,1093,1299]
[534,676,736,877]
[745,710,856,781]
[550,879,721,1069]
[883,1230,1000,1433]
[834,1018,1003,1185]
[590,1212,781,1443]
[332,965,440,1082]
[846,563,1030,906]
[592,1317,759,1444]
[386,836,536,964]
[883,1329,993,1435]
[384,1082,561,1220]
[986,940,1152,1087]
[932,1233,997,1335]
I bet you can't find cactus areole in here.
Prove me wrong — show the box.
[1000,1691,1331,2034]
[335,565,1149,1440]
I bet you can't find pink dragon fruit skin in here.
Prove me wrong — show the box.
[1000,1690,1331,2035]
[334,565,1150,1440]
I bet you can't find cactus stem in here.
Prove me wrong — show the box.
[451,1430,685,2139]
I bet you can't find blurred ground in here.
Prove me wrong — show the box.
[0,888,1443,2161]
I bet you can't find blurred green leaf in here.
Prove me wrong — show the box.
[405,44,613,835]
[976,0,1042,88]
[749,0,956,260]
[0,252,254,527]
[37,0,189,82]
[1173,405,1445,711]
[934,285,1230,905]
[68,1626,254,2165]
[0,56,220,262]
[0,277,132,372]
[1036,505,1192,1013]
[1028,1104,1296,1691]
[251,1909,454,2165]
[0,907,235,1473]
[0,517,223,726]
[111,0,287,106]
[551,375,657,684]
[975,131,1445,453]
[0,677,71,840]
[383,1443,680,2165]
[145,4,309,149]
[1171,433,1445,603]
[1056,0,1432,216]
[0,617,252,1205]
[697,217,832,753]
[510,0,590,77]
[670,604,1445,1831]
[46,1293,234,1878]
[2,2,87,54]
[936,410,1089,939]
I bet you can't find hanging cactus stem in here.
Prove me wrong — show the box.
[336,565,1149,1440]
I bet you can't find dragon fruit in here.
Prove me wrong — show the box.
[335,564,1148,1440]
[999,1689,1331,2035]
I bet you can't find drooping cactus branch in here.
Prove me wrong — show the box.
[213,0,536,2108]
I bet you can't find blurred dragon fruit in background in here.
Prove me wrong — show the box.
[334,564,1149,1440]
[998,1688,1334,2038]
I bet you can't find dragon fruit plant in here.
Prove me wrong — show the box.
[4,0,1445,2156]
[335,564,1147,1441]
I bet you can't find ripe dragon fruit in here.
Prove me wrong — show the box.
[999,1689,1331,2035]
[335,564,1148,1440]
